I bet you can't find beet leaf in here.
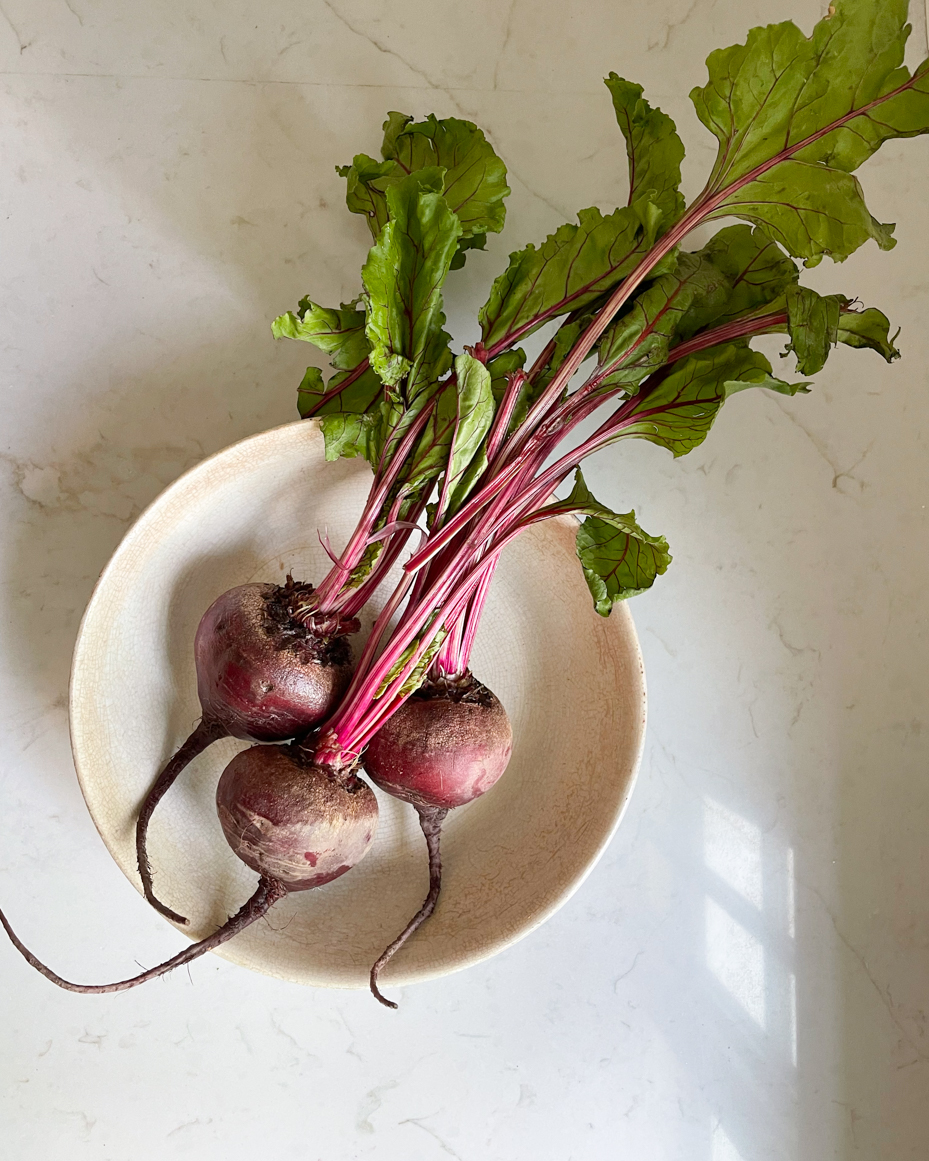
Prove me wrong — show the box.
[562,469,671,613]
[477,206,655,351]
[693,0,929,264]
[338,112,510,245]
[605,73,685,229]
[619,344,809,459]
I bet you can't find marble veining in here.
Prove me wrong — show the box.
[1,1,929,1159]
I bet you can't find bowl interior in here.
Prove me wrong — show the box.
[70,421,646,989]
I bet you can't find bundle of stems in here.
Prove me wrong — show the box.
[304,0,924,769]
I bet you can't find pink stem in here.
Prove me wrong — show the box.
[403,457,524,575]
[312,401,435,612]
[456,557,498,673]
[434,609,465,676]
[485,369,526,467]
[338,495,429,619]
[317,79,921,757]
[346,562,492,753]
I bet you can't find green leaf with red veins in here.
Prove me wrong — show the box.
[564,469,671,614]
[317,411,378,463]
[622,344,809,458]
[675,225,799,341]
[337,153,396,235]
[396,352,493,505]
[397,384,460,496]
[272,297,382,425]
[478,204,661,350]
[692,0,929,265]
[271,298,369,365]
[361,167,461,404]
[708,162,894,268]
[295,360,383,423]
[763,287,899,374]
[338,113,510,245]
[782,285,849,376]
[442,353,495,513]
[386,117,509,237]
[295,366,327,420]
[605,73,685,229]
[595,252,725,395]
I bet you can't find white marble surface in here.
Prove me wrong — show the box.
[1,1,928,1158]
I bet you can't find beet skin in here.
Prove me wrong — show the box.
[196,583,352,742]
[363,680,513,809]
[217,744,378,890]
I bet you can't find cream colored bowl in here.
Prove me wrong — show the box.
[69,421,646,992]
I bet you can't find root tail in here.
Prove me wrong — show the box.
[0,876,287,994]
[136,717,226,924]
[369,803,448,1009]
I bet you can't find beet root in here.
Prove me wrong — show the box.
[216,743,378,891]
[1,744,377,994]
[137,579,355,925]
[363,675,512,810]
[362,674,512,1007]
[195,581,354,743]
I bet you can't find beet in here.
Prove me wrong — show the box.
[196,581,354,742]
[364,676,512,810]
[216,743,378,891]
[0,743,377,993]
[362,674,512,1007]
[136,578,355,925]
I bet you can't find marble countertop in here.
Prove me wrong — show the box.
[2,1,928,1157]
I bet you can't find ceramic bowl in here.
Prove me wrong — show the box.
[69,421,646,991]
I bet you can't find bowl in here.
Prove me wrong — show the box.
[69,420,646,991]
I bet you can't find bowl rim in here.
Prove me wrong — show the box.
[69,419,647,989]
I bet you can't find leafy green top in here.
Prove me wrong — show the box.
[272,0,925,630]
[338,112,510,243]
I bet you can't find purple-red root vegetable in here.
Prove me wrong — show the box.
[2,744,377,994]
[216,742,378,890]
[363,674,511,1007]
[136,578,355,924]
[195,580,356,742]
[363,674,512,811]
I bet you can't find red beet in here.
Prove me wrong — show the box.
[196,582,354,741]
[216,743,378,891]
[364,677,512,810]
[137,578,356,925]
[362,674,512,1007]
[0,743,377,994]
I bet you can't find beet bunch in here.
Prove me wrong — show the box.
[3,0,924,1005]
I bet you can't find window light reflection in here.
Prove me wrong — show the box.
[705,897,766,1028]
[703,799,764,909]
[712,1120,746,1161]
